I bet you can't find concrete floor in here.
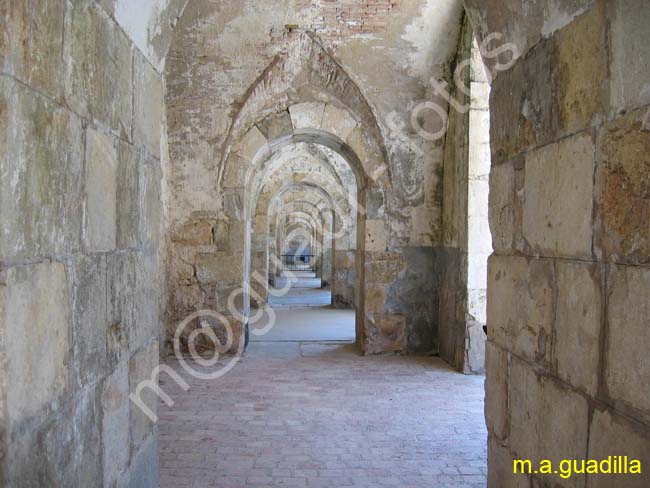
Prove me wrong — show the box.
[252,284,355,343]
[159,344,488,488]
[267,287,333,309]
[250,306,356,342]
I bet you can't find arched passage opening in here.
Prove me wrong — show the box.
[269,198,333,289]
[248,145,357,312]
[165,23,455,358]
[234,123,376,348]
[270,198,331,296]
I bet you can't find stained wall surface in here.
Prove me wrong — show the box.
[0,0,182,485]
[463,0,650,485]
[2,1,650,487]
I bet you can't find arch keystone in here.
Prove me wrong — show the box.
[289,102,326,130]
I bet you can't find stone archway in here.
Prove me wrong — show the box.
[268,196,333,295]
[254,155,357,308]
[168,29,397,354]
[230,123,383,353]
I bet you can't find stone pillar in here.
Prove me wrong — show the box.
[332,250,356,308]
[249,213,269,308]
[464,38,492,373]
[321,211,334,287]
[268,222,277,285]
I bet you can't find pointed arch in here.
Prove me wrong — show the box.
[219,32,392,192]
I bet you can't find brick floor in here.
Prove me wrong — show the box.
[159,342,487,487]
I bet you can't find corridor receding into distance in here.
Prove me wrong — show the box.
[2,0,649,487]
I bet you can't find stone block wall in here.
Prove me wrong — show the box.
[386,247,440,354]
[0,1,167,485]
[168,212,246,353]
[482,1,650,485]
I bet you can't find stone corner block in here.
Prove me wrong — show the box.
[609,0,650,114]
[554,260,601,396]
[321,104,358,141]
[587,407,650,488]
[116,140,140,249]
[365,219,387,253]
[2,0,65,100]
[256,111,293,141]
[134,51,163,159]
[509,357,589,482]
[195,252,243,286]
[596,108,650,264]
[0,78,83,261]
[101,361,130,486]
[485,342,508,441]
[129,340,159,452]
[365,314,406,354]
[64,0,133,138]
[487,436,531,488]
[289,102,326,130]
[488,161,515,253]
[71,254,109,390]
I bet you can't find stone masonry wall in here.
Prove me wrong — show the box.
[0,1,168,486]
[479,1,650,485]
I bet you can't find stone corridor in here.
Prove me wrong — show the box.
[159,344,487,488]
[2,0,650,486]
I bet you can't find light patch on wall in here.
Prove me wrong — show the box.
[541,0,591,38]
[384,110,425,201]
[113,0,162,64]
[113,0,188,69]
[401,0,462,78]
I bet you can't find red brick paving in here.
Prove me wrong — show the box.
[159,343,487,487]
